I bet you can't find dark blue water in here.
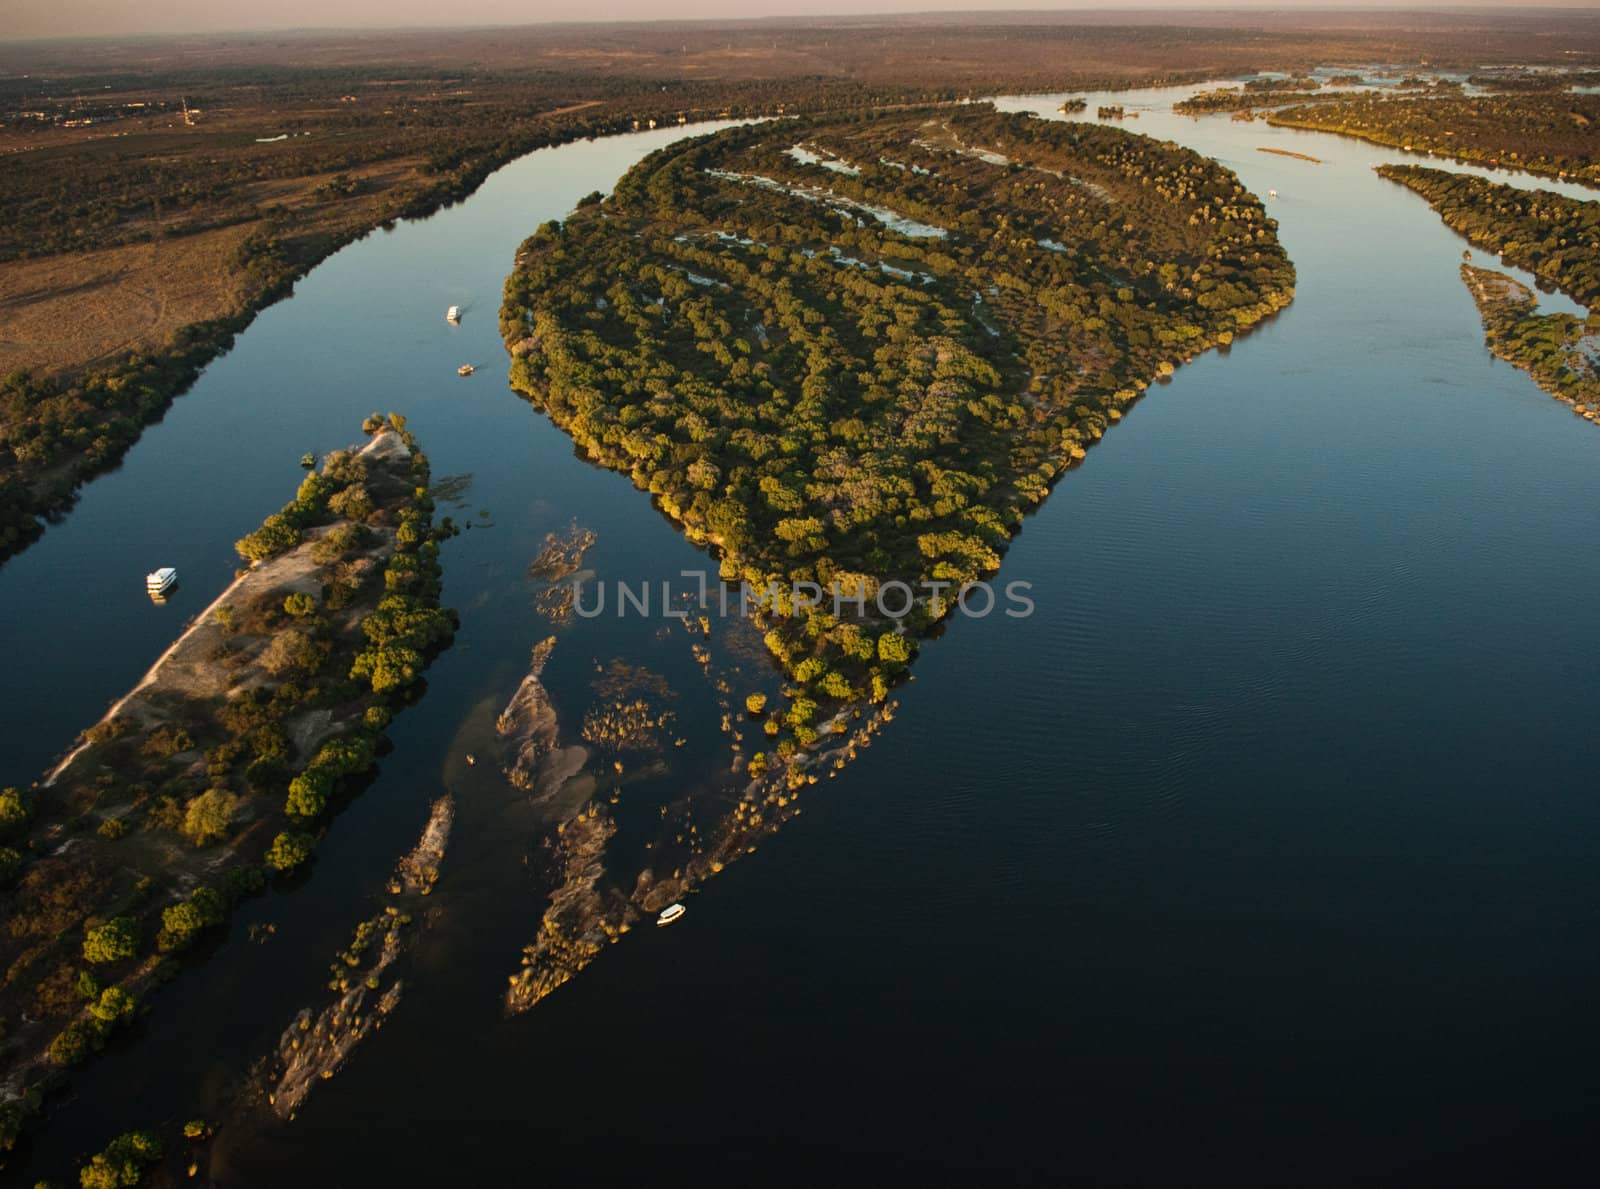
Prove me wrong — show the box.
[6,88,1600,1186]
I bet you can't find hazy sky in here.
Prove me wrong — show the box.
[4,0,1583,42]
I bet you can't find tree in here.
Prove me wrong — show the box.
[877,632,912,665]
[329,483,374,521]
[49,1020,96,1066]
[82,917,140,965]
[313,734,375,777]
[0,786,32,837]
[266,830,315,872]
[744,692,767,715]
[181,789,238,846]
[88,986,136,1027]
[235,513,301,563]
[158,887,225,952]
[283,591,316,617]
[78,1131,162,1189]
[350,643,424,694]
[285,768,333,818]
[817,671,855,699]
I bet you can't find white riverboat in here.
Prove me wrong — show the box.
[145,566,178,597]
[446,305,461,322]
[657,903,686,927]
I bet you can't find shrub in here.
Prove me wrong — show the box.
[0,1091,41,1153]
[258,626,328,677]
[311,522,371,567]
[220,864,266,901]
[0,845,21,884]
[143,795,184,834]
[83,717,131,745]
[140,725,194,758]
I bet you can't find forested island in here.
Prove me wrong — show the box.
[1376,165,1600,306]
[1175,85,1366,116]
[0,416,455,1160]
[502,105,1293,764]
[1269,94,1600,186]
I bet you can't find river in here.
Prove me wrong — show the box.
[6,84,1600,1185]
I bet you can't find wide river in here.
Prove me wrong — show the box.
[6,83,1600,1185]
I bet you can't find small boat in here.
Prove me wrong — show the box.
[657,903,686,927]
[465,754,476,767]
[446,305,461,322]
[457,364,474,376]
[146,566,178,597]
[1268,189,1278,198]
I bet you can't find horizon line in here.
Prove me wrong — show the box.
[7,4,1600,50]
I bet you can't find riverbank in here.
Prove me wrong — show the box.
[0,419,456,1160]
[0,102,774,569]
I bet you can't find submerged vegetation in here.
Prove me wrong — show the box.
[502,105,1293,753]
[0,415,454,1158]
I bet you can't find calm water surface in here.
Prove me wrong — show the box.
[6,86,1600,1186]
